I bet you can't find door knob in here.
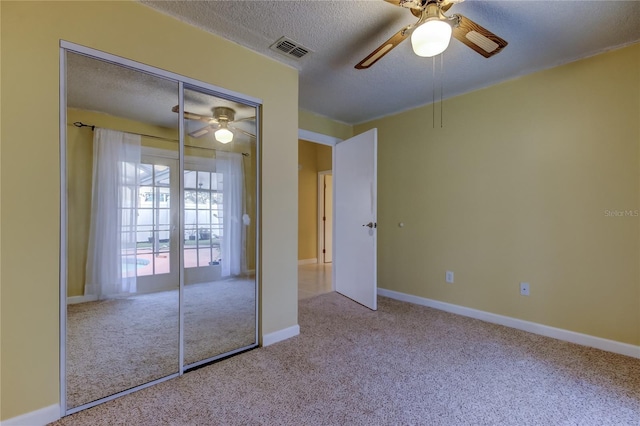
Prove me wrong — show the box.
[362,222,377,228]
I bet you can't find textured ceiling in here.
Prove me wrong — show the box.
[140,0,640,125]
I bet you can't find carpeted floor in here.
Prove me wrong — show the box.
[56,292,640,425]
[66,278,256,409]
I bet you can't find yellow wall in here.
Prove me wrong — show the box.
[1,1,298,420]
[299,109,353,140]
[297,141,333,261]
[316,143,332,172]
[298,140,319,260]
[356,44,640,346]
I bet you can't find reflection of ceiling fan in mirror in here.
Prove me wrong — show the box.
[355,0,508,69]
[171,105,256,144]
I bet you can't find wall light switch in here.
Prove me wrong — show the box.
[520,282,530,296]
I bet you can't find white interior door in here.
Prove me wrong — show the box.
[334,129,377,310]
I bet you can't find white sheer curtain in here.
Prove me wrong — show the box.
[85,128,141,299]
[216,151,244,277]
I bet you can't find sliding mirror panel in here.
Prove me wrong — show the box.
[182,87,258,367]
[65,52,180,410]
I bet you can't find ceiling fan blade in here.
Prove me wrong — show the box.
[452,14,507,58]
[234,116,256,123]
[440,2,455,13]
[384,0,422,9]
[355,26,412,70]
[189,126,213,138]
[229,126,256,139]
[171,105,214,123]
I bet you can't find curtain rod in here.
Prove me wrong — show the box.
[72,122,250,157]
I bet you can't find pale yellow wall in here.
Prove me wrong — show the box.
[316,143,332,172]
[1,1,298,420]
[299,108,353,140]
[356,44,640,346]
[66,111,94,298]
[298,140,319,260]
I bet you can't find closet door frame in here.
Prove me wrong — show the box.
[59,41,261,416]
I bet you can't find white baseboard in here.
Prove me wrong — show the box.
[66,294,98,305]
[378,288,640,359]
[298,258,318,265]
[1,404,60,426]
[262,324,300,347]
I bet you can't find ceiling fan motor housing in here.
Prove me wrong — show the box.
[213,106,235,123]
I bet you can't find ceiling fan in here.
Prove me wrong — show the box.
[355,0,507,69]
[171,105,256,143]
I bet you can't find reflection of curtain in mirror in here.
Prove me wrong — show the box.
[216,151,244,277]
[85,128,141,299]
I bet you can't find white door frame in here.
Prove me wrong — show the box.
[317,170,332,264]
[298,129,341,291]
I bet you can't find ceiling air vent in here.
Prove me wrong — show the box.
[269,37,311,60]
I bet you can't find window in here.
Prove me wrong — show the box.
[184,169,223,268]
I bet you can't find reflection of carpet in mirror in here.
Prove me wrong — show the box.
[66,278,256,409]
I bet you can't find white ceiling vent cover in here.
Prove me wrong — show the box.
[269,37,312,59]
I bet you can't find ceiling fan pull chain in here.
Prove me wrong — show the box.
[440,52,444,128]
[432,55,436,129]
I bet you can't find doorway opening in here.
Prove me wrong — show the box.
[297,128,378,310]
[298,138,333,300]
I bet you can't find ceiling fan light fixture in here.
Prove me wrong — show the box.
[411,19,452,57]
[214,123,234,144]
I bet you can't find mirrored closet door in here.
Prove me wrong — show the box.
[62,47,259,413]
[182,88,258,367]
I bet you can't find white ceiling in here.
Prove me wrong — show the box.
[140,0,640,125]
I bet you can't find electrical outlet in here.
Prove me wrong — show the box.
[520,282,530,296]
[446,271,454,284]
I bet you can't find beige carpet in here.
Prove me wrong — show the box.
[56,292,639,425]
[66,279,256,409]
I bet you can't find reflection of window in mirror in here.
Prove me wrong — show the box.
[184,169,224,268]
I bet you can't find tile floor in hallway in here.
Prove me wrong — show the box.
[298,262,332,299]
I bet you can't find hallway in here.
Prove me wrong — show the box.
[298,263,332,300]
